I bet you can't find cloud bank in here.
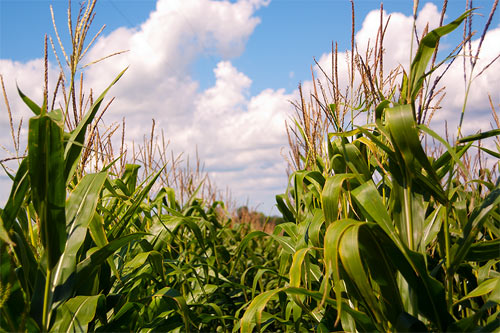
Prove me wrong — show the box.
[1,1,498,212]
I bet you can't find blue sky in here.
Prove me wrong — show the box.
[1,1,480,93]
[0,0,498,213]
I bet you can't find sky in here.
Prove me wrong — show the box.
[0,0,499,214]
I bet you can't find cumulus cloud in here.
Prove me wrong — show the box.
[0,0,290,212]
[1,1,498,211]
[190,61,292,209]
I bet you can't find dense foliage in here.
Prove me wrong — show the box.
[1,1,498,332]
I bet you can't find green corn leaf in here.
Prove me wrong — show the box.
[289,247,312,307]
[293,171,307,218]
[88,213,108,249]
[110,165,164,239]
[431,144,471,177]
[457,277,500,303]
[231,231,268,275]
[466,239,500,261]
[51,172,107,305]
[162,216,206,250]
[418,206,444,252]
[408,10,471,101]
[351,182,450,328]
[358,224,405,325]
[50,295,103,332]
[7,222,39,300]
[458,128,500,143]
[101,302,142,332]
[1,158,30,231]
[63,68,127,184]
[275,222,298,239]
[88,212,120,279]
[250,268,277,299]
[164,187,181,211]
[369,226,452,330]
[240,288,283,333]
[75,232,147,284]
[342,143,371,181]
[0,216,13,245]
[419,124,469,177]
[305,208,324,247]
[322,174,356,224]
[287,287,376,332]
[476,146,500,159]
[47,108,64,128]
[240,285,376,332]
[399,71,408,104]
[339,224,385,327]
[386,105,442,187]
[324,218,359,325]
[121,164,140,196]
[28,114,66,269]
[17,86,41,115]
[351,181,404,249]
[124,250,165,282]
[451,184,500,270]
[374,100,391,134]
[276,194,295,223]
[304,170,326,195]
[270,233,296,255]
[356,125,396,158]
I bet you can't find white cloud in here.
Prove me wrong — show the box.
[0,59,60,150]
[0,0,290,212]
[190,61,293,211]
[1,1,498,213]
[86,0,289,212]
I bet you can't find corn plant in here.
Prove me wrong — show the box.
[241,5,499,332]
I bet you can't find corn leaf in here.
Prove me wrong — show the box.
[64,68,127,184]
[408,10,470,101]
[75,232,147,285]
[50,295,104,332]
[17,86,41,115]
[28,114,66,269]
[451,184,500,270]
[458,128,500,143]
[322,174,356,224]
[52,172,107,305]
[1,158,30,230]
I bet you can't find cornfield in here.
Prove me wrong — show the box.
[1,0,498,332]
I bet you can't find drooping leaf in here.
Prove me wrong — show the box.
[240,288,284,332]
[323,218,362,325]
[351,181,404,249]
[321,174,356,225]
